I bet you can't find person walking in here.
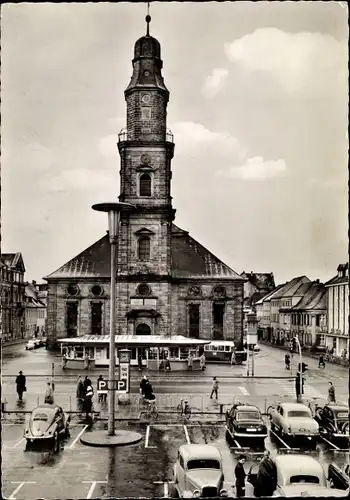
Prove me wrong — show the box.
[15,371,26,401]
[187,352,193,370]
[200,352,206,371]
[255,450,277,497]
[76,376,85,399]
[83,375,92,393]
[143,380,156,401]
[285,353,290,370]
[138,353,143,371]
[234,455,247,498]
[328,381,336,403]
[83,385,94,419]
[210,377,219,400]
[44,382,54,404]
[231,350,236,365]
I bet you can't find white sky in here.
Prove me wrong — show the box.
[1,1,348,284]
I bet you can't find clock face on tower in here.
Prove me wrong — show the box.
[141,94,151,104]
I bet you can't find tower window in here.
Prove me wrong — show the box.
[138,237,150,261]
[66,302,78,337]
[213,303,225,340]
[188,304,200,339]
[139,173,152,196]
[91,302,103,335]
[141,107,151,120]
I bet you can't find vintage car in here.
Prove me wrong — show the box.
[246,454,347,498]
[268,402,319,442]
[24,404,70,452]
[173,444,228,498]
[25,339,36,350]
[328,463,349,490]
[225,403,268,442]
[313,404,349,441]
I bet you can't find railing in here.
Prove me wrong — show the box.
[118,128,174,143]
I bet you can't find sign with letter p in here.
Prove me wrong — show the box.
[97,379,108,394]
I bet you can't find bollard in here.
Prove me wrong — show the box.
[69,396,72,413]
[220,404,224,415]
[37,396,39,406]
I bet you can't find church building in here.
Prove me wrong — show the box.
[45,16,244,354]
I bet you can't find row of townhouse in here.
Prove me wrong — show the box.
[255,263,349,359]
[1,252,48,343]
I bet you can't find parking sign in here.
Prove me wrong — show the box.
[97,379,108,394]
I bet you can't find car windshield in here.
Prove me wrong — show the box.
[287,411,310,418]
[237,412,260,421]
[290,475,320,484]
[33,413,49,421]
[187,459,221,470]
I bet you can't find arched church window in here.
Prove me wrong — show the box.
[138,237,150,261]
[139,173,152,197]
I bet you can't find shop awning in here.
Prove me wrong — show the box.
[57,335,211,347]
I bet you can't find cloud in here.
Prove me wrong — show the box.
[219,156,288,181]
[202,68,229,98]
[42,167,115,193]
[98,134,118,158]
[224,28,347,94]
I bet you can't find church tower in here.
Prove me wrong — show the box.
[116,15,175,335]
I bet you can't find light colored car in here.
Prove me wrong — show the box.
[268,402,319,441]
[173,444,228,498]
[247,454,347,497]
[25,340,36,350]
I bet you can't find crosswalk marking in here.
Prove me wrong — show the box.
[238,387,250,396]
[276,380,324,400]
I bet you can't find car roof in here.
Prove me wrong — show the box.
[280,402,309,411]
[275,454,323,474]
[236,404,260,412]
[32,404,60,413]
[325,404,348,412]
[179,444,221,461]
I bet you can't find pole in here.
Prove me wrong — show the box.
[295,335,303,400]
[252,347,255,376]
[246,345,250,376]
[51,362,55,392]
[108,219,118,436]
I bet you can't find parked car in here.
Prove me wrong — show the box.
[173,444,228,498]
[328,463,349,490]
[267,402,319,443]
[33,338,43,348]
[25,340,36,350]
[24,404,70,453]
[313,404,349,441]
[225,403,268,442]
[247,454,347,497]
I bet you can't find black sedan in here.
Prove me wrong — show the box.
[328,463,349,490]
[24,404,70,452]
[313,404,349,442]
[225,403,268,443]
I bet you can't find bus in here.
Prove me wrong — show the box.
[203,341,247,364]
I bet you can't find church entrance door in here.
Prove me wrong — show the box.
[136,323,151,335]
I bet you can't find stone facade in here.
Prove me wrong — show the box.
[1,253,26,342]
[45,22,244,349]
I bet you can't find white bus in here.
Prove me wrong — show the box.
[203,341,247,364]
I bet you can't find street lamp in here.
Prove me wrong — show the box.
[92,202,134,436]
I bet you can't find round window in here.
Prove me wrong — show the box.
[138,284,151,296]
[67,285,79,297]
[91,285,103,297]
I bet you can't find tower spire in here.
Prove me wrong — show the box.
[146,2,151,36]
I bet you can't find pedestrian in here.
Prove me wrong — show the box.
[318,355,325,368]
[83,375,92,394]
[234,455,247,498]
[285,353,290,370]
[295,373,302,402]
[76,376,85,400]
[140,375,148,397]
[200,352,206,370]
[210,377,219,400]
[328,381,336,403]
[143,380,156,401]
[255,450,277,497]
[44,382,54,404]
[138,353,143,371]
[187,352,193,370]
[230,350,236,365]
[15,371,26,401]
[83,385,94,419]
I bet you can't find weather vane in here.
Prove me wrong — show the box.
[146,2,151,36]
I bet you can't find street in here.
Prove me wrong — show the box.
[1,342,349,499]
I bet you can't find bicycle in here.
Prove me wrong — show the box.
[144,399,159,420]
[177,399,191,419]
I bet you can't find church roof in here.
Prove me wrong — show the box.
[1,252,26,272]
[45,224,243,281]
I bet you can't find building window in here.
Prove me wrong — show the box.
[91,302,103,335]
[188,304,200,338]
[66,302,78,337]
[213,303,225,340]
[138,237,150,261]
[91,285,103,297]
[141,107,151,120]
[136,323,151,335]
[315,315,320,327]
[139,173,152,197]
[67,284,79,297]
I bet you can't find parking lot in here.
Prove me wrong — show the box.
[2,416,349,499]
